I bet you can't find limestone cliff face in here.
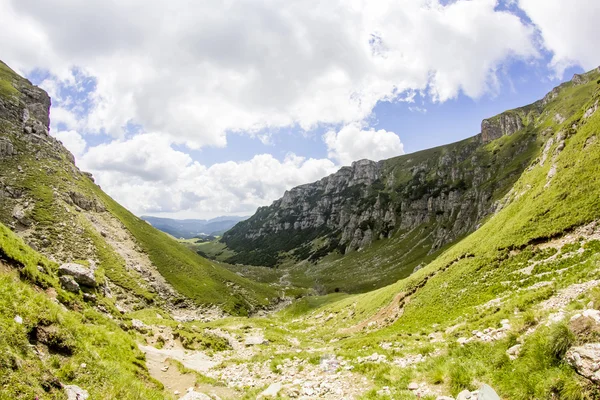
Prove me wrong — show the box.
[223,123,539,266]
[222,69,600,267]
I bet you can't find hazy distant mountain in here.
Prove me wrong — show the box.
[141,215,247,238]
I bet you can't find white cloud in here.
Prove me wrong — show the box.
[518,0,600,76]
[52,130,86,159]
[324,123,405,165]
[0,0,538,149]
[79,137,338,218]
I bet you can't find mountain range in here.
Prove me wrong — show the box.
[141,215,248,238]
[2,59,600,399]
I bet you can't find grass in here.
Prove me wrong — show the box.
[0,61,20,99]
[0,222,166,400]
[90,186,279,315]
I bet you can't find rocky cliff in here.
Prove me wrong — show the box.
[222,70,600,268]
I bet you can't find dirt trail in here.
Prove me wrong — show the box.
[139,343,216,372]
[140,342,239,399]
[142,346,196,396]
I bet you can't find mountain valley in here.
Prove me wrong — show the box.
[2,59,600,400]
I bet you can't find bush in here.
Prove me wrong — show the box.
[549,323,575,361]
[449,363,474,395]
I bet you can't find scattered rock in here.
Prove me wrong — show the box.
[131,319,148,333]
[566,343,600,383]
[506,344,522,360]
[69,191,106,212]
[58,263,97,287]
[179,391,211,400]
[244,335,268,346]
[393,353,426,367]
[478,384,500,400]
[258,382,282,398]
[59,275,80,293]
[14,315,23,324]
[64,384,89,400]
[357,352,387,364]
[408,382,419,390]
[457,389,472,399]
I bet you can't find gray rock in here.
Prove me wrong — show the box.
[245,335,268,346]
[481,111,523,143]
[408,382,419,390]
[566,343,600,383]
[457,389,472,399]
[478,384,500,400]
[507,344,522,360]
[258,382,282,398]
[64,384,89,400]
[59,275,80,293]
[179,391,211,400]
[0,138,15,157]
[58,263,97,287]
[131,319,148,333]
[69,191,106,212]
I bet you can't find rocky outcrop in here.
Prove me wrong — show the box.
[58,263,97,287]
[0,137,15,157]
[64,385,89,400]
[69,191,106,212]
[59,275,81,293]
[566,343,600,383]
[481,111,524,143]
[223,126,537,266]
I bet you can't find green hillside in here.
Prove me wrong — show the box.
[0,60,278,316]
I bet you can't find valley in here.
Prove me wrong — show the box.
[2,58,600,400]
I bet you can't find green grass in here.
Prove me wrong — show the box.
[0,222,166,399]
[90,186,279,315]
[0,61,20,99]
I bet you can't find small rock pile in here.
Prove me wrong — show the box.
[457,320,511,345]
[205,355,368,398]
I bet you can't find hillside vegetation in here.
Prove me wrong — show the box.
[2,59,600,400]
[0,60,278,316]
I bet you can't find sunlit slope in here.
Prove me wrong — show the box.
[0,60,278,315]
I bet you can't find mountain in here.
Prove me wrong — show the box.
[2,58,600,399]
[222,68,600,293]
[0,60,277,316]
[141,215,247,238]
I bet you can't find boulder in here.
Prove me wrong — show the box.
[58,263,97,287]
[258,382,282,398]
[69,191,105,212]
[0,138,15,157]
[506,344,522,360]
[566,343,600,383]
[408,382,419,390]
[59,275,80,293]
[478,384,500,400]
[64,384,89,400]
[245,335,268,346]
[179,391,211,400]
[457,389,472,399]
[131,319,148,333]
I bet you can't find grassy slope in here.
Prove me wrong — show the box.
[295,69,600,398]
[0,223,166,400]
[219,97,542,293]
[0,60,278,315]
[92,186,279,315]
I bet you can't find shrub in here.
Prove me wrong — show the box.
[549,323,575,361]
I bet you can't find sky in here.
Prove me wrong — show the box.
[0,0,599,219]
